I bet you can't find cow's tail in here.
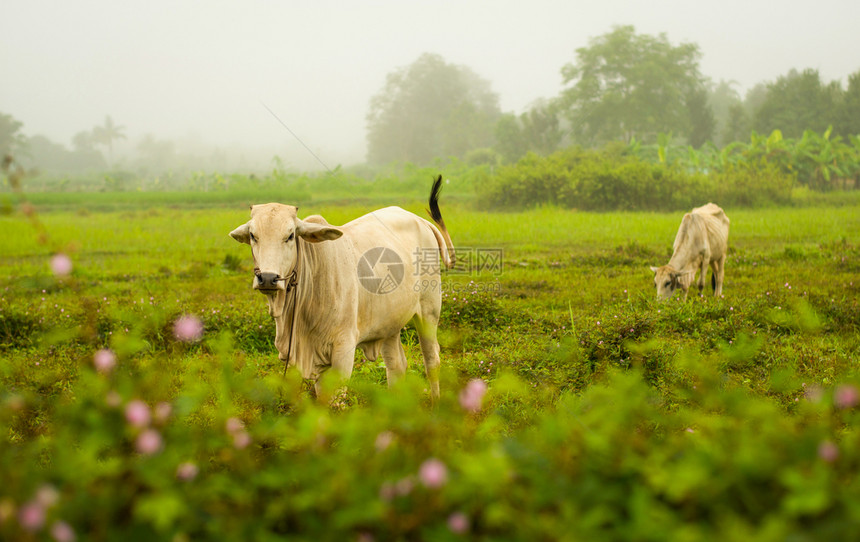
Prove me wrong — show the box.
[427,175,456,269]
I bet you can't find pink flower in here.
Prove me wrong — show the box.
[835,384,859,409]
[818,441,839,463]
[379,482,396,501]
[50,520,76,542]
[447,512,470,534]
[50,253,73,277]
[173,315,203,342]
[375,431,394,452]
[93,349,116,373]
[418,458,448,489]
[18,502,45,532]
[459,379,488,412]
[105,391,122,408]
[176,462,199,481]
[154,402,172,423]
[125,400,151,428]
[35,485,59,508]
[225,417,245,434]
[395,477,414,496]
[804,385,824,403]
[136,429,163,455]
[233,431,251,449]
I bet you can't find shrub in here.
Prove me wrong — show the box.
[573,160,711,211]
[479,147,717,211]
[463,147,501,167]
[480,151,572,209]
[713,161,795,207]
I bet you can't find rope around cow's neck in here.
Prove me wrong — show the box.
[283,237,301,376]
[250,242,301,376]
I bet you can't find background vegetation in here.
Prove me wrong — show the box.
[3,25,859,180]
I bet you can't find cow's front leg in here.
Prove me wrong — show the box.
[697,258,709,296]
[330,342,356,381]
[313,343,356,401]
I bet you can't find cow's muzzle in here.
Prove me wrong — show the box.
[254,269,282,292]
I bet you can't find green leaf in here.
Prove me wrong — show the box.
[134,492,188,532]
[767,129,783,148]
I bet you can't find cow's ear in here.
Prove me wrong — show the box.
[230,223,251,244]
[296,220,343,243]
[649,266,659,274]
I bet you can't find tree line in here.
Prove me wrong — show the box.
[366,25,860,166]
[0,114,130,173]
[0,113,237,178]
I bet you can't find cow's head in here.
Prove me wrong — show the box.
[649,265,685,300]
[230,203,342,302]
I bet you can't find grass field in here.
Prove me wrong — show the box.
[1,195,860,539]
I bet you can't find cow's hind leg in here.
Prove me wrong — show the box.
[712,255,726,297]
[412,314,441,402]
[381,334,408,387]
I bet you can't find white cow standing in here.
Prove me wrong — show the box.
[229,176,454,399]
[650,203,730,300]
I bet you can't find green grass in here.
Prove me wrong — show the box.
[3,202,857,261]
[2,200,857,402]
[1,195,859,539]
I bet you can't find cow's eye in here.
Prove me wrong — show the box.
[664,281,671,288]
[286,232,294,243]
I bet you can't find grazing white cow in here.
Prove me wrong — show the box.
[650,203,730,300]
[229,176,455,398]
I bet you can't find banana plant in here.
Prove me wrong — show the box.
[656,132,673,165]
[627,136,642,156]
[613,127,859,190]
[794,126,852,190]
[718,141,746,170]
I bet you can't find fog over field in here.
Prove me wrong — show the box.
[2,0,859,169]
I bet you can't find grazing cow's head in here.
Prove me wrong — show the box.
[229,204,342,297]
[649,265,685,300]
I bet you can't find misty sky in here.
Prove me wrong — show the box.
[3,0,859,169]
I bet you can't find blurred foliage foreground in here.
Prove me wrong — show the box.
[2,328,860,541]
[2,277,860,541]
